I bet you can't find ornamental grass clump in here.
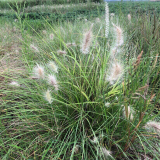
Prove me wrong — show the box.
[105,2,109,38]
[2,3,159,160]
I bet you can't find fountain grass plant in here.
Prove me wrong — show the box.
[0,2,160,160]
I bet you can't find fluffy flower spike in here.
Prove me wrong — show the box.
[112,23,124,47]
[57,50,67,55]
[128,14,131,23]
[47,74,59,91]
[106,62,123,85]
[49,33,54,40]
[81,24,93,54]
[105,102,110,107]
[105,2,109,38]
[48,61,58,73]
[33,64,45,79]
[30,44,39,52]
[9,81,20,87]
[44,89,53,104]
[73,145,80,154]
[144,121,160,134]
[99,147,112,159]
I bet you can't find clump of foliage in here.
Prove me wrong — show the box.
[0,2,159,160]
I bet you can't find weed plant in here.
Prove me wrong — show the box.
[0,2,160,160]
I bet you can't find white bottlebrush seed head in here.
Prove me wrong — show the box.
[105,2,109,38]
[106,62,123,85]
[44,89,53,104]
[128,14,131,22]
[112,23,124,47]
[57,50,67,55]
[30,44,39,52]
[47,74,59,91]
[90,136,98,144]
[81,24,93,54]
[105,102,110,107]
[48,61,58,73]
[99,147,112,159]
[33,64,45,79]
[73,145,80,154]
[9,81,20,87]
[42,30,47,35]
[49,33,54,40]
[144,121,160,134]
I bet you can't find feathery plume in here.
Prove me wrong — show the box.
[99,147,112,159]
[122,106,134,121]
[128,14,131,23]
[105,102,110,107]
[90,136,98,144]
[81,24,93,54]
[110,13,115,21]
[44,89,53,104]
[96,17,100,23]
[110,13,115,17]
[105,2,109,38]
[57,50,67,55]
[49,33,54,40]
[73,145,80,154]
[9,81,20,87]
[112,23,124,47]
[30,44,39,52]
[33,64,45,79]
[42,30,47,35]
[144,121,160,134]
[48,61,58,73]
[47,74,59,91]
[99,133,104,140]
[106,62,123,84]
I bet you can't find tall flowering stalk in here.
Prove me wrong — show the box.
[106,22,124,85]
[105,2,109,38]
